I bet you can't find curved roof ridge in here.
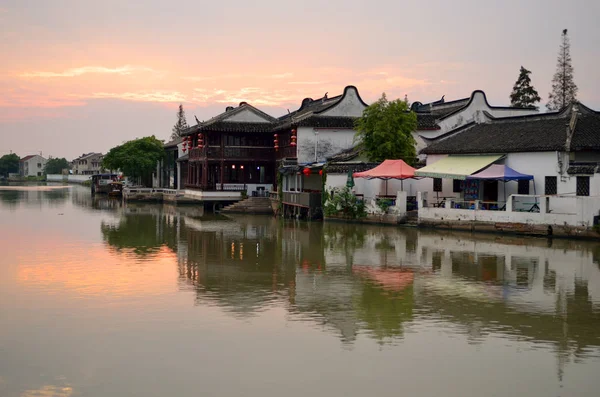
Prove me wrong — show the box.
[437,90,539,121]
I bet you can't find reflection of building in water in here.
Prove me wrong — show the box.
[180,216,296,317]
[414,230,600,381]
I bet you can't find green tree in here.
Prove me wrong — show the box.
[103,136,165,185]
[171,103,189,140]
[355,93,417,163]
[547,29,578,111]
[510,66,541,109]
[0,153,20,177]
[44,157,70,174]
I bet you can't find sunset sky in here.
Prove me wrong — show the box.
[1,0,599,160]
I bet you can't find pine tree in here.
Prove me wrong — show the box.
[171,103,189,140]
[547,29,578,111]
[509,66,541,109]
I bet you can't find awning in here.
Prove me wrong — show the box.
[353,159,416,180]
[414,155,503,180]
[467,164,533,181]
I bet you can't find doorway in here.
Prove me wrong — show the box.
[482,180,498,202]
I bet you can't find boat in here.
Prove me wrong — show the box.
[91,173,123,197]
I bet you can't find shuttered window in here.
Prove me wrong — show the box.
[576,176,590,196]
[545,176,557,195]
[433,178,442,192]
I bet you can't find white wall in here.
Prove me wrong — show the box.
[22,155,47,177]
[46,174,91,183]
[437,92,538,134]
[297,127,356,164]
[224,109,271,123]
[319,86,366,117]
[418,192,600,228]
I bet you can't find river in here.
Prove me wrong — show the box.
[1,184,599,397]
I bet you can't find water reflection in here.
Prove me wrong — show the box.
[2,186,600,396]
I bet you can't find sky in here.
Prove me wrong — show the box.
[0,0,599,160]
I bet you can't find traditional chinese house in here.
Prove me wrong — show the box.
[180,102,288,197]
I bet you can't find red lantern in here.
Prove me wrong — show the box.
[291,128,297,136]
[303,168,311,176]
[319,170,323,176]
[290,142,296,147]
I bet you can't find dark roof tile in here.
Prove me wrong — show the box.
[422,103,600,155]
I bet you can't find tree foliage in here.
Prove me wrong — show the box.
[509,66,541,109]
[355,93,417,163]
[102,136,165,184]
[0,153,19,177]
[547,29,578,111]
[44,157,70,174]
[171,103,189,140]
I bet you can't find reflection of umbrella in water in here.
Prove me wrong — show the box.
[346,169,355,188]
[352,266,414,292]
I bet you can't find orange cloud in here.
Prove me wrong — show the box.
[84,90,186,103]
[18,65,156,78]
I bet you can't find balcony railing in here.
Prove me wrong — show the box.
[282,191,322,209]
[277,145,297,159]
[189,146,276,161]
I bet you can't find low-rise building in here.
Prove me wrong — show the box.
[72,153,104,175]
[20,154,47,177]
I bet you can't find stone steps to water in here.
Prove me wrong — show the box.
[221,197,274,215]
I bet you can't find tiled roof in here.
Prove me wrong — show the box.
[569,104,600,151]
[326,146,365,162]
[183,103,278,136]
[20,155,37,162]
[164,137,183,148]
[422,103,600,155]
[567,164,598,175]
[416,113,440,130]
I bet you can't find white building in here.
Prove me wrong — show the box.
[325,90,539,203]
[417,102,600,203]
[19,154,47,177]
[72,152,104,175]
[277,85,368,164]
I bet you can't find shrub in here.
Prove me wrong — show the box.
[324,187,366,219]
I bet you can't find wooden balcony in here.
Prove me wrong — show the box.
[277,145,297,160]
[189,146,275,161]
[282,191,322,209]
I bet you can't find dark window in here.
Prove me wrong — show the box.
[433,178,442,192]
[518,180,530,195]
[453,180,462,193]
[576,176,590,196]
[545,176,557,195]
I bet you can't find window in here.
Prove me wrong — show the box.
[576,176,590,196]
[518,180,530,195]
[453,180,462,193]
[433,178,442,192]
[545,176,557,195]
[37,163,42,168]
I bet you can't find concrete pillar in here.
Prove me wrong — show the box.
[396,191,407,214]
[540,196,549,214]
[506,195,513,212]
[176,162,181,190]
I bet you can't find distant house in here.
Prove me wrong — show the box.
[72,153,104,175]
[20,155,47,177]
[417,102,600,203]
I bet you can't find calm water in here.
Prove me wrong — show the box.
[1,185,600,397]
